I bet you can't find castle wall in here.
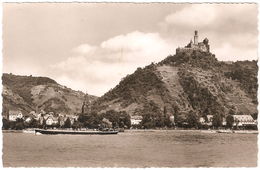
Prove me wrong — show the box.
[176,44,210,54]
[199,45,207,52]
[176,47,194,54]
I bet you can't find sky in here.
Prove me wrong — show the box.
[1,3,258,97]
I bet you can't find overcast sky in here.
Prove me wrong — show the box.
[2,3,258,97]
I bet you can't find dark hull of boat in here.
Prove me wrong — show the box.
[35,129,118,135]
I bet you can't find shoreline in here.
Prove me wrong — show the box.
[2,129,258,134]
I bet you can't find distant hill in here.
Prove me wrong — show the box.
[91,50,258,119]
[2,73,98,117]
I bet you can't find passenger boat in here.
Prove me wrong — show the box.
[35,129,118,135]
[217,130,233,134]
[201,130,217,133]
[23,128,36,133]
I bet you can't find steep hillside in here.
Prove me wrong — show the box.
[91,50,258,119]
[2,73,98,117]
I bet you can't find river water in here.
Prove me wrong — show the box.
[2,130,258,167]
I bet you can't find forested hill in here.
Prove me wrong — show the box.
[2,73,98,117]
[91,50,258,121]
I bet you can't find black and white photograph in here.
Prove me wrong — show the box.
[1,1,259,168]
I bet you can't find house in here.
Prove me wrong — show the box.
[24,116,31,123]
[69,117,75,125]
[46,116,54,125]
[24,115,36,123]
[207,115,213,122]
[222,117,226,126]
[52,117,58,124]
[102,118,112,128]
[46,116,58,125]
[199,114,256,127]
[34,113,42,121]
[72,115,79,121]
[170,116,174,123]
[199,117,205,123]
[29,111,41,120]
[9,110,23,121]
[199,115,213,126]
[60,117,66,126]
[233,115,256,126]
[130,116,143,125]
[29,111,36,115]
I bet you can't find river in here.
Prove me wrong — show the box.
[2,130,258,167]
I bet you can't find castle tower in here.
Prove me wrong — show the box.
[194,30,198,45]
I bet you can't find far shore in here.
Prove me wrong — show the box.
[2,129,258,133]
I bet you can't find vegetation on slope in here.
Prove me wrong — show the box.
[159,50,222,70]
[2,73,57,104]
[92,64,169,111]
[178,68,224,116]
[2,73,97,116]
[224,61,258,104]
[92,49,257,129]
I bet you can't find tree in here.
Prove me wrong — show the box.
[2,118,10,130]
[72,121,82,130]
[16,118,24,124]
[173,104,180,125]
[64,118,71,128]
[251,112,258,120]
[234,118,240,129]
[187,111,198,128]
[141,113,152,125]
[226,114,234,129]
[15,122,24,130]
[155,116,165,127]
[164,115,173,128]
[228,109,236,115]
[202,124,209,130]
[143,122,155,129]
[120,111,131,128]
[212,114,222,128]
[202,113,208,122]
[29,118,39,128]
[42,118,46,126]
[164,106,167,118]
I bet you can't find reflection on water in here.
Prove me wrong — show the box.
[2,130,258,167]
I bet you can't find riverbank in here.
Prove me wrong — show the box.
[2,130,23,133]
[2,129,258,134]
[126,129,259,134]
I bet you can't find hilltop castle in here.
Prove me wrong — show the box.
[176,30,210,54]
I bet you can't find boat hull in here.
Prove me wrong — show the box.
[35,129,118,135]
